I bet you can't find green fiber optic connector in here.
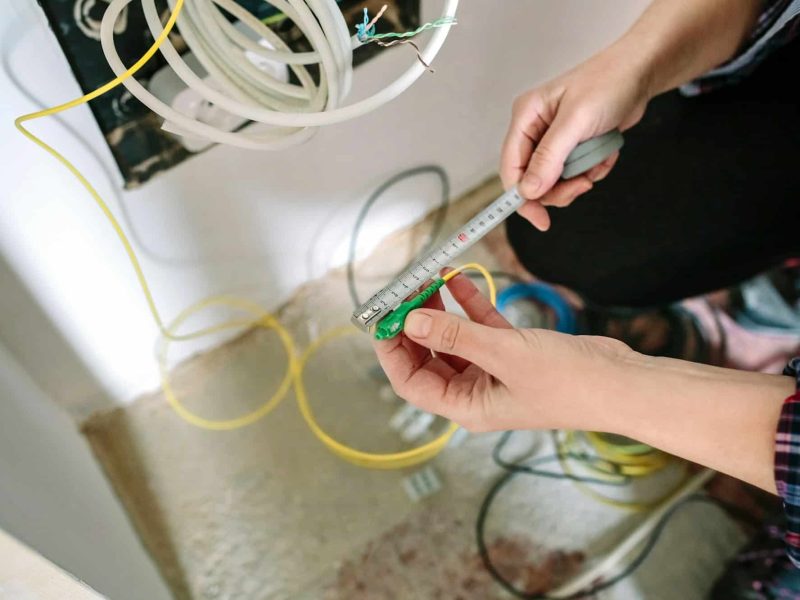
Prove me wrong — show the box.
[374,278,446,340]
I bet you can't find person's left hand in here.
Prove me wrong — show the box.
[372,272,634,433]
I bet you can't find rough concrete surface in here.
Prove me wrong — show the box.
[82,178,751,599]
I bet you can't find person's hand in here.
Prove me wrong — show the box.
[501,45,652,231]
[372,272,635,433]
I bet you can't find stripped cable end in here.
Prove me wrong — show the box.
[356,5,388,41]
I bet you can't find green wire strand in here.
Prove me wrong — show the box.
[365,17,456,40]
[263,10,454,39]
[261,12,287,26]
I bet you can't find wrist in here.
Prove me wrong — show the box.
[605,31,660,102]
[579,345,652,435]
[610,0,764,98]
[603,352,794,490]
[610,352,793,435]
[565,338,650,435]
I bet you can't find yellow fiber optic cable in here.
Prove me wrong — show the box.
[14,0,186,340]
[296,326,459,470]
[557,431,686,512]
[14,0,294,431]
[295,264,497,469]
[157,296,297,431]
[444,262,496,301]
[12,0,496,465]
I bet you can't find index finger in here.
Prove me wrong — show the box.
[500,108,546,189]
[442,270,513,330]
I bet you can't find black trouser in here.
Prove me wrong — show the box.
[506,39,800,309]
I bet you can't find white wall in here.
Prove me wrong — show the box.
[0,341,171,600]
[0,1,648,404]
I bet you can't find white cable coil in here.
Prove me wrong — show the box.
[99,0,459,149]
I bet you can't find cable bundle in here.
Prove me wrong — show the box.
[97,0,458,149]
[479,431,717,599]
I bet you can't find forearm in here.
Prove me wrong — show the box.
[608,0,763,97]
[605,352,794,493]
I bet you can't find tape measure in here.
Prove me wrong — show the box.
[351,130,624,332]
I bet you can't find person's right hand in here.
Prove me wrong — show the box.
[501,46,652,231]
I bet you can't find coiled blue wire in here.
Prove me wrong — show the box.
[496,282,577,334]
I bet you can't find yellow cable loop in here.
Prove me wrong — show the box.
[296,325,459,470]
[157,296,297,431]
[557,431,687,512]
[12,0,496,466]
[14,0,292,431]
[443,262,497,301]
[14,0,185,340]
[295,264,496,469]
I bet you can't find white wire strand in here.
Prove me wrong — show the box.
[98,0,458,149]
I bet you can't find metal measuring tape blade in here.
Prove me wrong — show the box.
[351,130,624,332]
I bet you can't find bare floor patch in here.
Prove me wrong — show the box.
[327,507,584,600]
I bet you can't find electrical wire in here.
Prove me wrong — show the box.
[97,0,458,149]
[261,11,288,26]
[1,29,182,268]
[443,263,496,301]
[496,282,578,335]
[483,432,714,597]
[296,325,458,469]
[366,38,434,72]
[346,165,450,308]
[552,469,715,597]
[492,431,632,487]
[14,0,188,341]
[13,0,478,463]
[476,466,716,599]
[157,296,297,430]
[14,0,297,432]
[465,270,524,285]
[360,14,457,41]
[495,431,675,487]
[295,263,496,469]
[555,431,685,513]
[578,432,670,476]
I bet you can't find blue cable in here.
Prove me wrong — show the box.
[496,282,577,334]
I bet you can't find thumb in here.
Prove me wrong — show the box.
[404,309,507,373]
[518,110,587,200]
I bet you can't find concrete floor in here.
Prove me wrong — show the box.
[81,179,752,599]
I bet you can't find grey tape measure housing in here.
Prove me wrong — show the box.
[562,130,624,179]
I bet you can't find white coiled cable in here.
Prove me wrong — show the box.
[99,0,458,149]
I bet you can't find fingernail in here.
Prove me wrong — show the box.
[405,312,432,338]
[523,173,542,195]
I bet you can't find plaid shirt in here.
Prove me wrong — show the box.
[779,359,800,567]
[684,0,800,568]
[681,0,800,96]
